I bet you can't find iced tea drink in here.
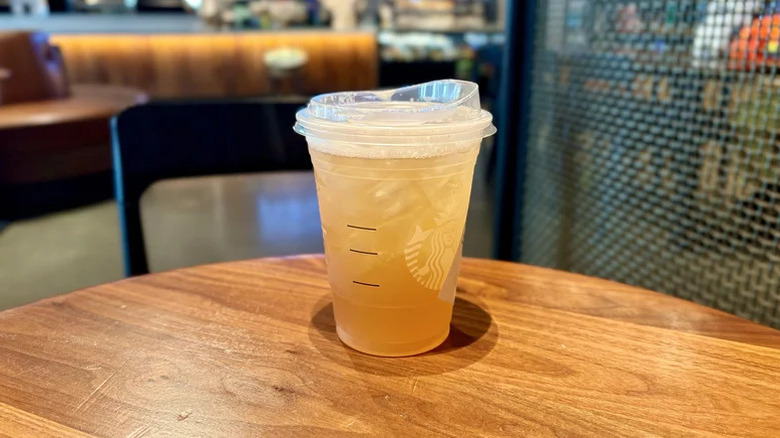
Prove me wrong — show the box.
[295,80,495,356]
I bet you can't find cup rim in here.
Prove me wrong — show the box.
[293,79,496,142]
[295,109,495,140]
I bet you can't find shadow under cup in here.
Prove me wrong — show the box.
[307,143,482,357]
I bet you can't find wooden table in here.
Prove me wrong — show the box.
[0,84,146,183]
[1,256,779,437]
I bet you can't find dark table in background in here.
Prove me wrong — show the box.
[0,84,146,184]
[0,84,146,217]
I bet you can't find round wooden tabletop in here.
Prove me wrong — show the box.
[0,84,147,184]
[0,84,146,130]
[0,256,778,437]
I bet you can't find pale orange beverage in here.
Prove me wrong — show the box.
[310,146,479,355]
[295,80,495,356]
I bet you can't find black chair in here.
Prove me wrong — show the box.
[112,99,313,277]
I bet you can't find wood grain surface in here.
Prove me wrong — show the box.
[51,32,378,99]
[0,256,778,437]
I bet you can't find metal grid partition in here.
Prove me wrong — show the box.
[515,0,780,327]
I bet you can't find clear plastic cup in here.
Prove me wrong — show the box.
[294,80,496,356]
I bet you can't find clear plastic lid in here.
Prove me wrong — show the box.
[294,80,496,140]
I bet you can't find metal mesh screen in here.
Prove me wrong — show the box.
[521,0,780,327]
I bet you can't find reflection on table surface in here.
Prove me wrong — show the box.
[141,171,323,272]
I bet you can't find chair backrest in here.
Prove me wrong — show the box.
[0,31,69,105]
[112,99,310,276]
[496,0,780,328]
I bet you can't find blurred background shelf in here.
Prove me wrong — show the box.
[52,31,377,99]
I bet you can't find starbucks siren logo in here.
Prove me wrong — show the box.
[404,217,460,291]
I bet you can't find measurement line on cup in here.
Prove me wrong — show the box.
[353,281,380,288]
[350,249,378,256]
[347,224,376,231]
